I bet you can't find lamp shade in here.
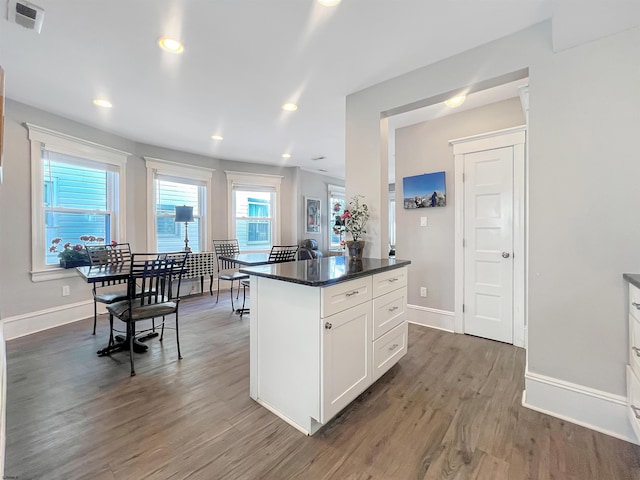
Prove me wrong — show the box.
[175,205,194,223]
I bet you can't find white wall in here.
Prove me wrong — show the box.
[0,99,332,336]
[395,97,525,311]
[345,20,640,437]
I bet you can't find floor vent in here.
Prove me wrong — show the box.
[7,0,45,33]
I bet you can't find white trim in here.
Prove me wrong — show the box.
[2,300,95,340]
[523,371,638,444]
[407,305,455,332]
[0,324,6,478]
[144,157,215,252]
[450,126,527,348]
[30,267,85,282]
[27,124,129,279]
[225,171,283,244]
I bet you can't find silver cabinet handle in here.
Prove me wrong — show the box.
[324,322,332,330]
[345,290,359,297]
[388,277,399,283]
[388,306,399,312]
[632,405,640,419]
[389,343,399,351]
[633,302,640,310]
[633,346,640,357]
[502,252,510,258]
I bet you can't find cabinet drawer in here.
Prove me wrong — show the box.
[372,321,408,382]
[630,284,640,321]
[372,287,406,340]
[321,277,372,318]
[627,366,640,442]
[630,314,640,378]
[372,267,407,298]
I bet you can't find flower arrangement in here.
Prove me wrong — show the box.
[340,194,370,242]
[49,235,105,263]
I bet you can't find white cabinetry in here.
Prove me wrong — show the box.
[628,283,640,439]
[249,266,408,435]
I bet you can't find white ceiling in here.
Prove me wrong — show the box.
[0,0,553,178]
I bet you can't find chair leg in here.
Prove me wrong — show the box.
[93,299,98,335]
[230,281,235,311]
[240,284,247,318]
[209,275,214,295]
[175,312,182,360]
[160,316,166,342]
[128,322,136,377]
[216,278,221,303]
[152,318,156,333]
[108,314,115,348]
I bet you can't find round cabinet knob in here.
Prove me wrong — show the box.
[324,322,332,330]
[502,252,510,258]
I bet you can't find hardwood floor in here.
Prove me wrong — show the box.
[6,293,640,479]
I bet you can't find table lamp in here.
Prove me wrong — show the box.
[175,205,194,252]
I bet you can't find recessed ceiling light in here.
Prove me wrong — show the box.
[211,134,224,141]
[282,153,291,159]
[158,36,184,53]
[282,103,298,111]
[318,0,341,5]
[93,98,112,108]
[444,95,466,108]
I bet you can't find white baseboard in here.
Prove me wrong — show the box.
[407,304,455,332]
[523,370,638,444]
[0,324,6,478]
[2,300,95,340]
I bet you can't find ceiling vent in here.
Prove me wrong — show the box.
[8,0,45,33]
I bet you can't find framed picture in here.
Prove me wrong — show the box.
[403,171,446,209]
[305,197,321,234]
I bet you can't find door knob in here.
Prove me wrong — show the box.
[502,252,510,258]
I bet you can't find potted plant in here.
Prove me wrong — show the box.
[340,194,370,259]
[50,235,103,268]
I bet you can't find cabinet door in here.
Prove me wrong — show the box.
[321,301,372,423]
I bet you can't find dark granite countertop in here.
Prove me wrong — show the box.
[623,273,640,289]
[240,256,411,287]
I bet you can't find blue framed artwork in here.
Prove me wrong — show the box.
[403,171,446,209]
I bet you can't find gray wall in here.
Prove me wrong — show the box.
[297,169,344,254]
[0,99,330,320]
[395,97,525,310]
[346,21,640,397]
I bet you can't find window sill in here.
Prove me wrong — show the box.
[31,267,81,283]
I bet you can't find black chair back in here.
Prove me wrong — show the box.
[269,245,299,263]
[129,252,189,305]
[213,239,241,272]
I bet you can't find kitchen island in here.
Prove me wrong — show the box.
[240,256,411,435]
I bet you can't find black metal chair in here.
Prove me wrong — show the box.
[240,245,299,317]
[85,243,132,335]
[212,239,249,311]
[298,239,323,260]
[105,251,189,376]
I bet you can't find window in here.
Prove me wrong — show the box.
[145,158,213,253]
[226,171,282,252]
[28,123,129,280]
[328,184,345,250]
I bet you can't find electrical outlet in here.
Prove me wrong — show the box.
[62,285,70,296]
[420,216,427,227]
[420,287,427,297]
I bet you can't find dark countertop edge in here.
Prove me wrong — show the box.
[241,259,411,287]
[624,273,640,289]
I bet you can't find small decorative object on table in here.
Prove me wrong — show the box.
[50,235,101,268]
[341,194,370,260]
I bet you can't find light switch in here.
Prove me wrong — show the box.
[420,216,427,227]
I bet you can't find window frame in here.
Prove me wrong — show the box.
[28,123,130,282]
[144,157,214,253]
[226,171,283,252]
[328,184,345,251]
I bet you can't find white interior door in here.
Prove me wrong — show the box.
[463,147,514,343]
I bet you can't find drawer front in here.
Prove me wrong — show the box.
[630,284,640,321]
[372,287,406,340]
[627,366,640,443]
[321,276,373,318]
[630,314,640,378]
[372,267,408,298]
[372,321,408,382]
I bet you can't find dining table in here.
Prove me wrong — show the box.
[76,263,159,356]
